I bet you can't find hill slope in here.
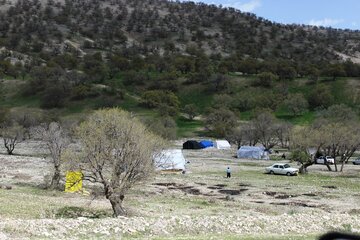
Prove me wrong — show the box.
[1,0,360,138]
[1,0,360,63]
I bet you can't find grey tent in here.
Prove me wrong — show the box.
[237,146,269,160]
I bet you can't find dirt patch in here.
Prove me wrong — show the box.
[208,184,228,190]
[302,193,318,197]
[168,185,202,195]
[195,182,206,186]
[270,201,318,208]
[239,183,252,187]
[153,182,177,187]
[348,209,360,215]
[12,173,32,180]
[154,182,203,196]
[275,194,298,199]
[214,184,227,187]
[218,189,248,195]
[263,191,277,196]
[263,191,298,199]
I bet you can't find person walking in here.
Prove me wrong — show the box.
[226,167,231,178]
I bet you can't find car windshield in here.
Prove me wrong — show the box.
[284,164,290,168]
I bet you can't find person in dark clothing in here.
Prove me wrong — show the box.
[226,167,231,178]
[282,153,286,159]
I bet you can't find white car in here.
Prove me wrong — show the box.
[353,158,360,165]
[316,156,334,164]
[265,163,299,176]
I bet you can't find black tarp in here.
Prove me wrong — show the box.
[183,140,202,149]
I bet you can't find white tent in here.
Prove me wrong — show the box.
[214,140,231,149]
[237,146,269,160]
[155,149,186,171]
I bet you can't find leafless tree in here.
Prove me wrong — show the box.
[38,122,69,189]
[321,122,360,172]
[227,123,258,148]
[274,121,293,148]
[290,126,325,173]
[252,111,278,149]
[0,123,25,155]
[66,108,164,217]
[291,120,360,172]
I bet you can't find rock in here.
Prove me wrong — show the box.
[0,232,8,240]
[0,185,12,190]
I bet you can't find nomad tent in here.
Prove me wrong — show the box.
[183,140,202,149]
[214,140,231,149]
[237,146,269,160]
[155,149,186,171]
[199,140,213,148]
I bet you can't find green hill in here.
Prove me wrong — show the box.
[1,0,360,138]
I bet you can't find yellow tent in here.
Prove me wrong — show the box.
[65,171,83,193]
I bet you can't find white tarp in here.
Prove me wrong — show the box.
[237,146,269,160]
[155,149,186,170]
[214,140,231,149]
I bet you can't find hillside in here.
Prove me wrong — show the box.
[1,0,360,62]
[1,0,360,138]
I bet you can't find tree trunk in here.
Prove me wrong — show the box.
[340,161,346,172]
[49,166,61,190]
[325,163,332,171]
[109,193,126,217]
[4,139,15,155]
[299,162,312,174]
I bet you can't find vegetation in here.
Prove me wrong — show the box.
[64,108,164,217]
[0,1,360,238]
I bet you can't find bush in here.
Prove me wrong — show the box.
[55,206,109,219]
[141,90,180,110]
[41,86,68,109]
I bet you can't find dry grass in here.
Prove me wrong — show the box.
[0,142,360,239]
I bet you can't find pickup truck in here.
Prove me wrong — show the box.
[316,156,335,164]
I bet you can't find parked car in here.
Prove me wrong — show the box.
[316,156,335,164]
[265,163,299,176]
[353,158,360,165]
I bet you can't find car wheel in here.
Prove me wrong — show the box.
[270,171,274,175]
[286,172,291,176]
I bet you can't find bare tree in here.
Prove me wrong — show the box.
[67,108,163,217]
[227,123,258,148]
[321,122,360,172]
[252,111,278,149]
[290,126,324,173]
[38,122,69,189]
[0,123,25,155]
[274,121,293,148]
[290,120,360,172]
[11,108,44,139]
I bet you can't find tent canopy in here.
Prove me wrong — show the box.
[237,146,269,160]
[199,140,213,148]
[183,140,202,149]
[155,149,186,171]
[214,140,231,149]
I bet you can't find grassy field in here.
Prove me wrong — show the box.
[0,143,359,239]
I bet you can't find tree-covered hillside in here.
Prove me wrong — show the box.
[1,0,360,139]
